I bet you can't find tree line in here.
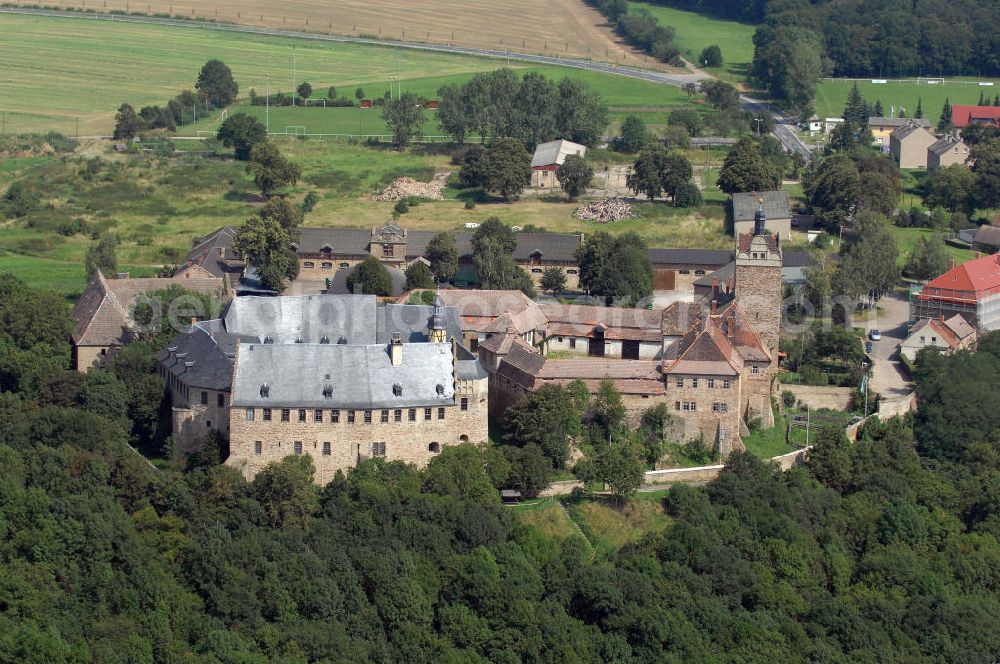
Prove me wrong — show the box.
[113,60,239,139]
[3,272,1000,661]
[587,0,681,64]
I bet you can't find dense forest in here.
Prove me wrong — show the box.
[3,272,1000,662]
[645,0,1000,78]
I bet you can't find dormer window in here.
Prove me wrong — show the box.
[393,383,403,397]
[260,383,270,398]
[320,335,330,344]
[436,384,445,396]
[263,336,273,344]
[323,384,333,398]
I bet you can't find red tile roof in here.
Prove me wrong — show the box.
[737,232,779,253]
[921,254,1000,300]
[951,105,1000,128]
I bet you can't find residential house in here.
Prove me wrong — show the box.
[972,225,1000,254]
[868,117,930,146]
[174,225,245,293]
[529,139,587,189]
[927,133,970,171]
[911,253,1000,331]
[890,121,937,168]
[901,315,976,362]
[950,105,1000,128]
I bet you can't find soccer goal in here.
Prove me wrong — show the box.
[917,77,945,85]
[284,125,306,136]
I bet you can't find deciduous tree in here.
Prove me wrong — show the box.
[233,216,298,292]
[481,138,531,201]
[556,154,593,201]
[540,267,567,293]
[426,232,459,282]
[216,113,267,161]
[382,91,426,148]
[247,142,301,198]
[196,59,239,107]
[347,255,393,296]
[717,137,782,194]
[113,103,140,141]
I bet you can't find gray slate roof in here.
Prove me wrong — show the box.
[647,248,733,267]
[295,227,584,263]
[868,117,930,129]
[224,294,377,344]
[378,304,463,343]
[974,225,1000,248]
[231,342,456,409]
[731,191,791,222]
[157,320,256,391]
[530,139,587,168]
[928,134,965,156]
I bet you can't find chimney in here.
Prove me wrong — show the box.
[711,299,718,315]
[389,333,403,366]
[711,275,719,299]
[190,317,198,326]
[727,274,735,294]
[218,246,225,258]
[949,258,956,270]
[116,271,129,280]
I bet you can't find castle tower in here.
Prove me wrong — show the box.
[428,290,447,343]
[734,200,782,357]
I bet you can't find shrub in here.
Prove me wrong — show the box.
[782,390,796,408]
[301,191,319,214]
[673,181,703,208]
[464,200,476,210]
[394,199,410,214]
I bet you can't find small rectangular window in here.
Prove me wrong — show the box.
[692,378,699,388]
[394,409,402,422]
[245,408,254,422]
[675,376,684,388]
[713,402,728,413]
[461,397,468,411]
[707,378,715,388]
[322,441,331,456]
[569,338,576,349]
[218,393,225,408]
[364,410,372,424]
[293,441,303,455]
[751,365,760,375]
[723,380,731,389]
[314,409,323,423]
[438,407,446,420]
[263,408,272,421]
[381,410,389,423]
[424,408,432,421]
[254,441,262,455]
[331,410,340,423]
[281,409,290,422]
[200,391,208,405]
[409,408,416,422]
[348,410,356,424]
[675,401,681,410]
[372,441,386,457]
[298,409,307,422]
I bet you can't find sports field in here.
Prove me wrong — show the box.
[0,14,685,135]
[814,78,1000,124]
[628,2,756,83]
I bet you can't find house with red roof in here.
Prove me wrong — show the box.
[950,105,1000,128]
[911,253,1000,331]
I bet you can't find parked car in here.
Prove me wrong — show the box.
[869,329,881,341]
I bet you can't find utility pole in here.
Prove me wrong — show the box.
[265,72,270,132]
[397,50,402,99]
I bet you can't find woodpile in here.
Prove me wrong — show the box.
[373,172,451,201]
[574,198,635,222]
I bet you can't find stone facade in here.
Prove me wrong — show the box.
[227,380,488,486]
[664,372,743,453]
[735,234,782,359]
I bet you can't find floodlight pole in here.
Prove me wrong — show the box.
[292,46,297,107]
[265,72,270,132]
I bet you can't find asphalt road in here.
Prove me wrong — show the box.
[865,292,912,399]
[1,6,813,161]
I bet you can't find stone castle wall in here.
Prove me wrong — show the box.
[227,387,488,485]
[735,263,782,357]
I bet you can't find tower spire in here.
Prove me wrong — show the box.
[429,281,447,343]
[754,196,766,236]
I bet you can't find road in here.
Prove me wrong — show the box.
[1,6,812,161]
[865,292,912,399]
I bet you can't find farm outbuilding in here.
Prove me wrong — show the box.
[529,139,587,188]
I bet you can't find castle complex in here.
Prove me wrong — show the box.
[71,201,784,480]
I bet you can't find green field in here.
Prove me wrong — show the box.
[890,226,975,267]
[0,13,686,136]
[814,78,1000,124]
[628,2,756,83]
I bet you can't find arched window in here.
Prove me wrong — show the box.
[459,435,469,443]
[428,442,441,453]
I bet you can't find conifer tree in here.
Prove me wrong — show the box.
[938,98,953,131]
[915,97,923,119]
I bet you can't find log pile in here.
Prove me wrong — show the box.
[373,172,451,201]
[574,198,635,222]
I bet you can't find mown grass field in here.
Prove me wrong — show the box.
[0,13,685,136]
[814,78,1000,124]
[628,2,756,83]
